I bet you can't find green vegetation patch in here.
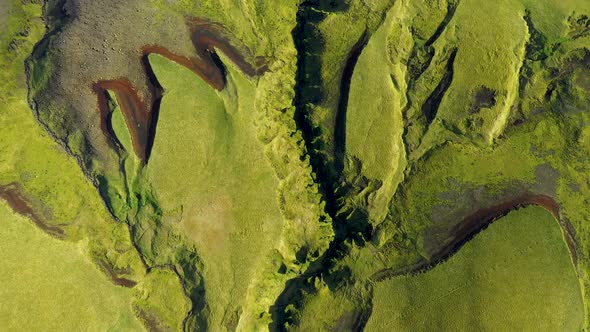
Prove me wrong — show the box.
[366,206,584,331]
[0,202,143,331]
[146,53,287,328]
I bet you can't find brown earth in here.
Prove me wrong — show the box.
[186,18,267,79]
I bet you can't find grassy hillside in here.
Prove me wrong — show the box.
[366,206,583,331]
[0,0,587,330]
[0,202,143,331]
[145,53,287,329]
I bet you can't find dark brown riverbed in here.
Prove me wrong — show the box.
[94,79,154,162]
[434,194,578,265]
[95,258,138,288]
[371,193,579,281]
[187,18,267,79]
[93,18,266,163]
[0,182,65,238]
